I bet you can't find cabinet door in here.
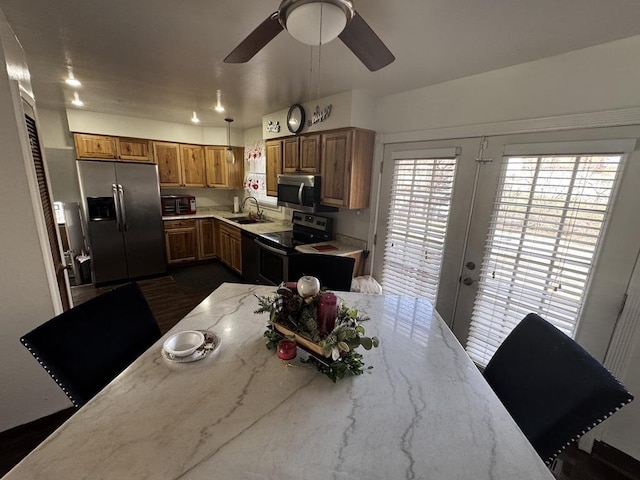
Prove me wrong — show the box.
[164,227,197,264]
[180,144,206,187]
[230,234,242,274]
[227,147,245,188]
[197,218,217,260]
[218,228,231,266]
[265,140,282,197]
[299,134,321,173]
[117,137,152,163]
[205,146,226,187]
[154,142,182,187]
[282,137,300,173]
[321,130,353,207]
[74,133,117,159]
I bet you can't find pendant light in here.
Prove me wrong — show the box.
[225,118,235,164]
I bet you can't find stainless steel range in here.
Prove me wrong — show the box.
[253,211,334,285]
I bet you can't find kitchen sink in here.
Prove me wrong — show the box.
[229,216,272,225]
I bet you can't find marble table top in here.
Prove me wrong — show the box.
[7,283,554,479]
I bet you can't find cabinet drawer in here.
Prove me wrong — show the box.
[164,219,196,229]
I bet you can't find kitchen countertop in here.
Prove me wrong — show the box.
[295,241,363,256]
[163,208,292,235]
[4,283,554,480]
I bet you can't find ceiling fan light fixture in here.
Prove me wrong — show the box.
[281,0,353,45]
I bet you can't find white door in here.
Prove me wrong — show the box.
[373,126,640,364]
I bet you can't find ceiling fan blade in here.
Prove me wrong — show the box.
[224,13,283,63]
[338,12,395,72]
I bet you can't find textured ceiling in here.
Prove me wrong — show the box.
[2,0,640,129]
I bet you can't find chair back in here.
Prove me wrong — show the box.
[483,313,633,465]
[288,254,355,291]
[21,282,161,407]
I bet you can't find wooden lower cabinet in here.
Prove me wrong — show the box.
[218,221,242,274]
[164,219,197,265]
[197,218,217,260]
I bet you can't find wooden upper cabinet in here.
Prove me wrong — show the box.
[180,144,206,187]
[153,141,182,187]
[282,135,320,174]
[265,139,282,197]
[321,128,375,209]
[282,137,300,173]
[74,134,117,159]
[116,137,152,162]
[299,134,321,173]
[205,146,244,188]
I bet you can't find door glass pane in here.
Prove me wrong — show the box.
[466,154,623,366]
[380,157,457,302]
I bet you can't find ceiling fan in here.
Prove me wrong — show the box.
[224,0,395,72]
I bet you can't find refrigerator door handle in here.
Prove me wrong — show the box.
[112,183,123,231]
[117,184,128,231]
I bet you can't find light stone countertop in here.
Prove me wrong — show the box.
[6,284,554,480]
[163,207,292,235]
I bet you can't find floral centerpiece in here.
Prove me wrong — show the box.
[255,276,379,382]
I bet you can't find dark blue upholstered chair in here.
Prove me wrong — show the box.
[482,313,633,466]
[20,282,161,408]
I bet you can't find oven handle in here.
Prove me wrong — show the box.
[255,239,289,256]
[298,182,304,206]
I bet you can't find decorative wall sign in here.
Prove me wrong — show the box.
[266,120,281,133]
[308,104,332,126]
[286,104,305,134]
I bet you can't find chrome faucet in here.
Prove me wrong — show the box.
[241,196,265,220]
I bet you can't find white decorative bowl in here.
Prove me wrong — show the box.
[163,330,205,357]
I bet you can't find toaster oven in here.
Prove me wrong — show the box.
[161,195,196,216]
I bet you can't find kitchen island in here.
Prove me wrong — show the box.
[5,284,553,479]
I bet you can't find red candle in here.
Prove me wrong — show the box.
[317,292,338,336]
[277,339,297,360]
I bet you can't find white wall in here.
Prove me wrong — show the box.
[66,109,244,146]
[0,12,71,432]
[375,35,640,136]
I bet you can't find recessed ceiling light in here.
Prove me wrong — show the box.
[71,92,84,107]
[191,111,200,124]
[65,72,81,87]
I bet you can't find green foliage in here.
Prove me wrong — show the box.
[255,289,380,382]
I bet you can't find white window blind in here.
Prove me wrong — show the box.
[466,153,623,366]
[381,153,457,301]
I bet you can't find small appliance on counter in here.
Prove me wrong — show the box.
[161,195,196,216]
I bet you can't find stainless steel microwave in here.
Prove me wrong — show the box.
[276,174,337,213]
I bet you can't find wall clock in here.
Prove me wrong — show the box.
[286,104,305,134]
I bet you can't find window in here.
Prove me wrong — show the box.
[466,151,623,366]
[380,150,457,302]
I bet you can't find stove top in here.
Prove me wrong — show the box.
[256,211,334,253]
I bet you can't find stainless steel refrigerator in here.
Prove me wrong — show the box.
[77,160,166,284]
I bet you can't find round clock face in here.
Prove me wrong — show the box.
[287,104,305,134]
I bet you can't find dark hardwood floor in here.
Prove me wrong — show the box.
[2,263,639,479]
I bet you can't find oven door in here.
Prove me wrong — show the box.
[255,239,295,286]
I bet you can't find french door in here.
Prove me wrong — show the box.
[373,126,640,364]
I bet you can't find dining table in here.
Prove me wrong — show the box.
[6,283,554,479]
